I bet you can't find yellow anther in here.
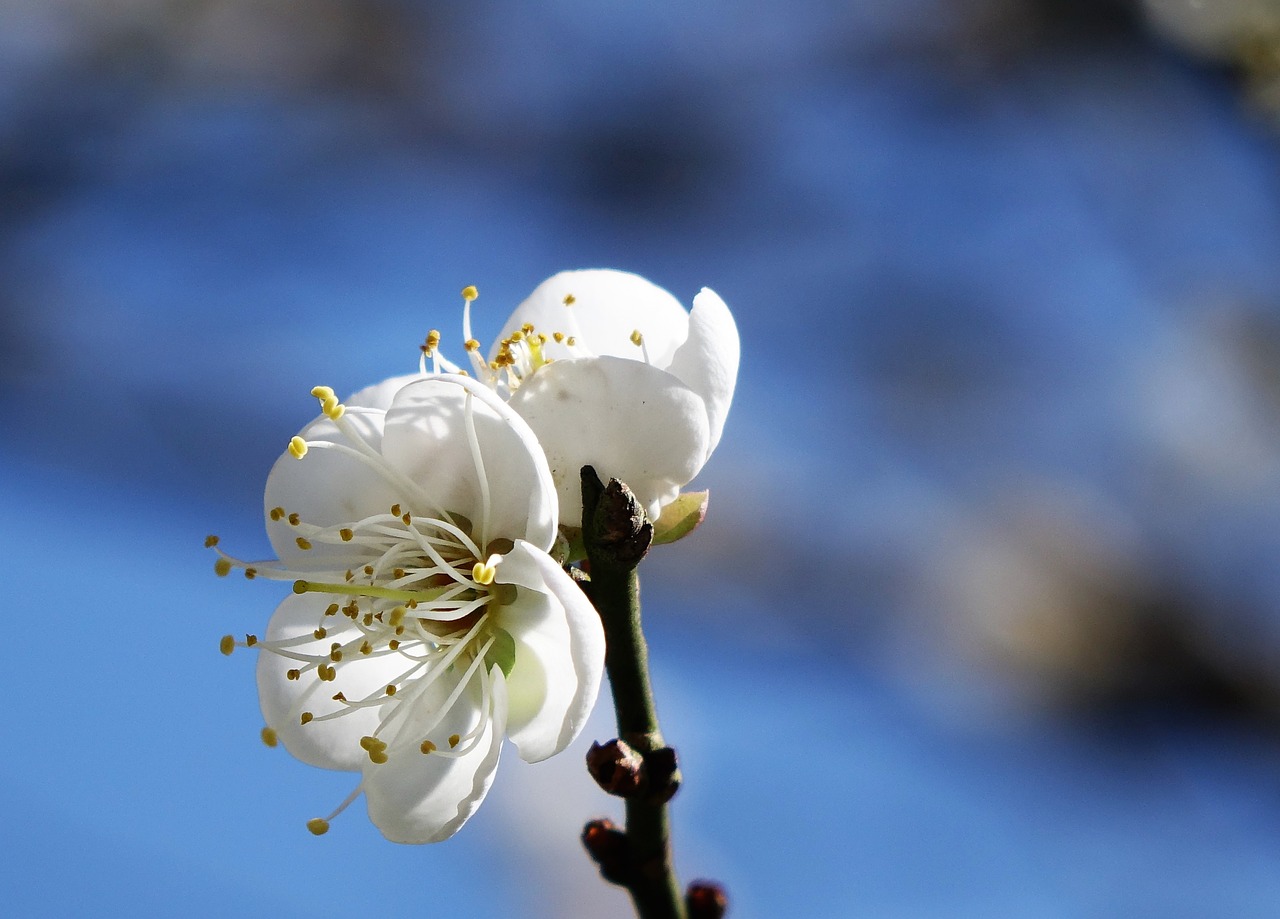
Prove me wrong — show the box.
[219,635,235,656]
[420,740,436,754]
[390,504,402,517]
[393,568,406,579]
[553,331,564,343]
[204,534,219,548]
[461,285,478,301]
[538,333,547,345]
[385,685,396,696]
[286,669,301,681]
[630,329,644,346]
[214,558,232,577]
[322,399,345,421]
[464,339,480,352]
[296,537,312,551]
[359,736,380,751]
[401,512,412,525]
[306,818,330,836]
[472,561,496,586]
[369,750,389,765]
[363,564,375,576]
[362,612,374,626]
[300,712,314,725]
[245,634,258,647]
[332,691,347,702]
[324,603,339,616]
[317,664,336,682]
[288,513,301,526]
[339,528,354,542]
[313,627,327,640]
[388,607,406,628]
[360,641,372,655]
[269,507,285,521]
[310,385,335,400]
[288,436,308,459]
[260,727,278,748]
[244,567,257,580]
[566,336,576,347]
[510,329,525,342]
[329,646,342,663]
[522,322,535,334]
[563,293,576,305]
[388,640,400,651]
[448,734,461,749]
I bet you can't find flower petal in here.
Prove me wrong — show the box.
[666,287,739,457]
[256,593,405,772]
[493,540,605,763]
[506,356,711,519]
[362,666,508,844]
[262,407,400,563]
[345,372,423,411]
[495,269,690,365]
[380,374,558,551]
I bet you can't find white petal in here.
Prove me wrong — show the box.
[362,666,508,844]
[381,374,558,551]
[666,287,739,457]
[506,356,711,520]
[495,269,690,365]
[493,540,605,763]
[262,408,399,563]
[345,372,423,411]
[256,593,403,772]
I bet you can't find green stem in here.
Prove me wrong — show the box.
[589,563,686,919]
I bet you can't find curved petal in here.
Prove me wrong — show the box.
[381,374,558,551]
[363,666,508,844]
[492,540,605,763]
[666,287,740,457]
[262,407,400,563]
[345,372,424,411]
[506,356,710,520]
[257,593,404,772]
[494,269,690,366]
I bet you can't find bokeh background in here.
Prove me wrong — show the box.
[4,1,1280,916]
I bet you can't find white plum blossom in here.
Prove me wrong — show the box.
[214,373,604,844]
[426,271,739,521]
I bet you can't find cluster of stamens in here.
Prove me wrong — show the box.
[417,285,650,394]
[212,379,517,835]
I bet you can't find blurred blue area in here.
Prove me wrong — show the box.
[4,1,1280,916]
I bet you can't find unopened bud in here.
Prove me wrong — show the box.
[642,745,681,805]
[686,879,728,919]
[581,466,652,570]
[581,817,630,886]
[587,739,645,797]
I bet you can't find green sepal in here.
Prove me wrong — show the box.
[484,627,517,678]
[651,490,709,546]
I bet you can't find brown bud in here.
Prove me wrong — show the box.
[581,817,630,886]
[642,745,681,805]
[581,466,653,570]
[587,739,646,797]
[686,879,728,919]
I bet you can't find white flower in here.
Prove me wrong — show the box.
[214,373,604,844]
[433,270,739,520]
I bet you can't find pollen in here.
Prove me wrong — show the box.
[260,727,278,748]
[324,603,339,616]
[317,664,337,682]
[204,535,219,548]
[313,627,327,640]
[422,329,441,355]
[339,528,354,541]
[306,818,330,836]
[288,513,301,526]
[245,634,258,647]
[214,558,232,577]
[563,293,576,305]
[553,331,564,343]
[385,685,396,696]
[465,339,480,352]
[448,734,461,749]
[269,507,285,521]
[630,329,644,346]
[296,537,312,551]
[288,436,308,459]
[300,712,314,725]
[287,669,301,681]
[420,740,436,754]
[219,635,235,656]
[462,285,478,301]
[566,336,576,347]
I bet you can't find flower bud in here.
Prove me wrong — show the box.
[586,739,645,797]
[686,880,728,919]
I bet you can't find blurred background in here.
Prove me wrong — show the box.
[4,0,1280,916]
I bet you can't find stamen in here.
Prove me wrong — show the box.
[204,535,219,548]
[214,558,232,577]
[261,727,279,747]
[220,635,235,656]
[288,437,308,459]
[306,818,330,836]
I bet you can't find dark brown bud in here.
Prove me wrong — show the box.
[581,817,630,886]
[581,466,653,570]
[642,745,681,805]
[587,739,646,797]
[686,879,728,919]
